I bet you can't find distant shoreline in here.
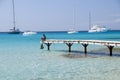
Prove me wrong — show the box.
[0,30,120,33]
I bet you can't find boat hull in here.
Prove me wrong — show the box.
[8,31,20,34]
[23,31,37,36]
[68,31,78,34]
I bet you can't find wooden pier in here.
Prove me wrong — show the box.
[40,39,120,56]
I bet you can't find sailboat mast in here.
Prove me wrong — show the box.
[73,1,76,29]
[89,12,91,30]
[12,0,16,30]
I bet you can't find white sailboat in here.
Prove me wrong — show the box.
[88,12,108,33]
[67,3,78,34]
[88,25,108,33]
[68,29,78,34]
[8,0,20,34]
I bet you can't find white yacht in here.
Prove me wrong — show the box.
[88,25,108,33]
[23,31,37,36]
[88,12,108,33]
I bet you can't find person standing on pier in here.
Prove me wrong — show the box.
[40,34,46,49]
[41,34,46,42]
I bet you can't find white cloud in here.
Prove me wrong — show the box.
[110,14,120,17]
[114,18,120,23]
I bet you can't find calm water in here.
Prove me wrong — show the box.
[0,30,120,80]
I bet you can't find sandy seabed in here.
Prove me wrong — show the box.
[0,51,120,80]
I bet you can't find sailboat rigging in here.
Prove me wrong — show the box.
[8,0,20,34]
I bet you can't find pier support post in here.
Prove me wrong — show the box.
[66,43,73,52]
[107,46,114,56]
[45,43,52,50]
[82,44,88,56]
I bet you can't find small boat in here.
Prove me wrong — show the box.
[67,29,78,34]
[23,31,37,36]
[88,25,108,33]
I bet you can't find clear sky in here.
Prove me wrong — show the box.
[0,0,120,31]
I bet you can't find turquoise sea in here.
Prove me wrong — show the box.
[0,30,120,80]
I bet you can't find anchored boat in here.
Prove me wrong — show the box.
[8,0,21,34]
[88,25,108,33]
